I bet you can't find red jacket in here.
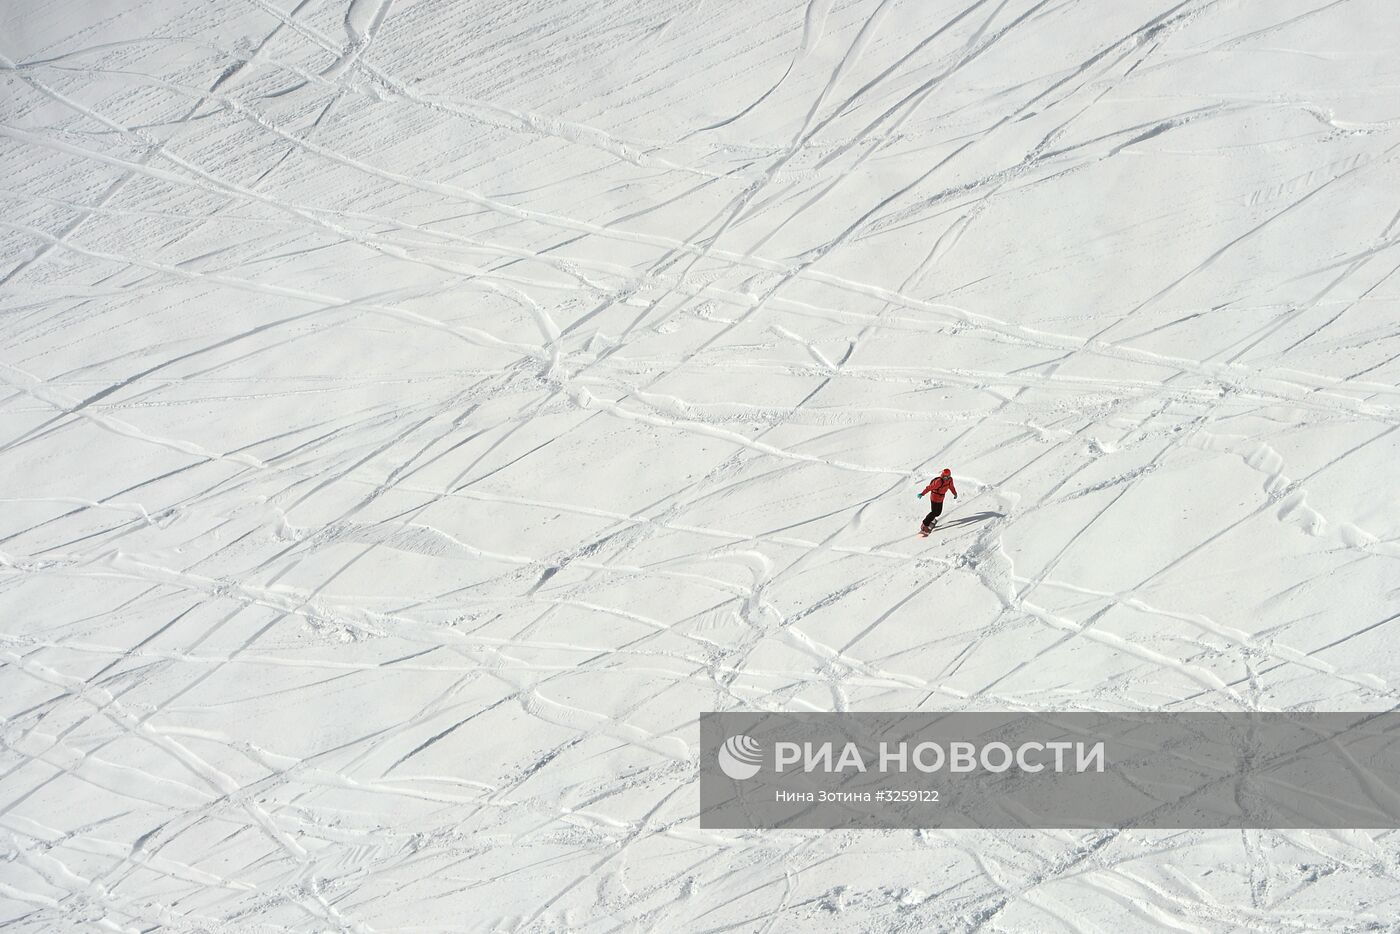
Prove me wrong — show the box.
[921,476,957,502]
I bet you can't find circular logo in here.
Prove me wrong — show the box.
[718,734,763,780]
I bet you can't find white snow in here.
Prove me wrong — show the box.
[2,0,1399,930]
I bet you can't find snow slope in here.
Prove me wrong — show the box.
[2,0,1399,930]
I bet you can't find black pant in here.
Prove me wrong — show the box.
[922,500,944,528]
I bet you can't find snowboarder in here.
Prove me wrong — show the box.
[918,469,958,535]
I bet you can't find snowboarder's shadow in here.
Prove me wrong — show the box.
[937,511,1004,530]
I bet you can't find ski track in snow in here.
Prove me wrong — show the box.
[1,0,1399,930]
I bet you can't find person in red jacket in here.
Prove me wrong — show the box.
[918,469,957,533]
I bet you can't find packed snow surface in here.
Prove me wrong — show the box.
[2,0,1400,930]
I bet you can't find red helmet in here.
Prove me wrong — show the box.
[941,468,952,476]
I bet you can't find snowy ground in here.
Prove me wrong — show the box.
[2,0,1399,930]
